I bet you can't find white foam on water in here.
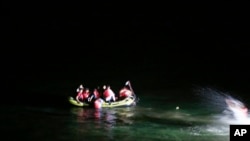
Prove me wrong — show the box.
[190,87,250,136]
[196,87,249,124]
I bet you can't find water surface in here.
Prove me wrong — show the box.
[1,89,238,141]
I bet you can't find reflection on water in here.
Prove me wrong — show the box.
[69,107,137,140]
[68,104,230,141]
[196,87,250,125]
[70,107,135,126]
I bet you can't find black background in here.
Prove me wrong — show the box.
[2,1,250,104]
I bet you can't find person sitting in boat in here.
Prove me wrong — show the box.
[75,84,84,102]
[76,84,84,93]
[87,87,101,102]
[119,85,133,100]
[93,87,101,99]
[83,88,90,100]
[103,85,116,104]
[76,87,90,103]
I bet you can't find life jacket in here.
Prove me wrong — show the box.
[103,88,112,98]
[119,88,132,98]
[77,91,84,100]
[93,89,100,99]
[82,90,90,99]
[88,89,101,103]
[103,88,115,101]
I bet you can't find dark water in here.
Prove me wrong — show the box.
[3,86,246,141]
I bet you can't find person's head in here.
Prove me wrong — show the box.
[79,84,84,89]
[103,85,106,90]
[85,88,89,92]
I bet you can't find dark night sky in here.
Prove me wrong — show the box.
[2,1,250,99]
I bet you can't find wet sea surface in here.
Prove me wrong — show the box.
[2,87,247,141]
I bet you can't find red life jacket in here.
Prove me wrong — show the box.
[103,88,115,101]
[82,91,89,99]
[77,91,84,100]
[93,89,100,99]
[103,89,111,98]
[119,88,132,98]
